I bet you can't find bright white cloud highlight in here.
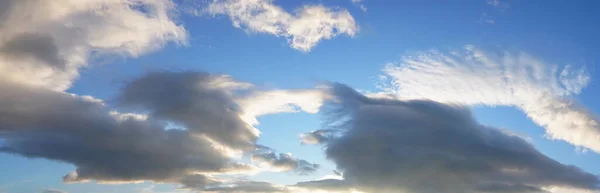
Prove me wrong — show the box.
[206,0,358,52]
[236,89,327,126]
[378,45,600,153]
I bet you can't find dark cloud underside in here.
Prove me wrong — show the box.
[302,83,600,193]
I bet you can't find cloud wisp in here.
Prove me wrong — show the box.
[300,83,600,193]
[377,46,600,153]
[351,0,367,12]
[206,0,358,52]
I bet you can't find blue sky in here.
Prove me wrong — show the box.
[1,0,600,193]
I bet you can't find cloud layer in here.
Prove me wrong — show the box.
[378,46,600,153]
[0,71,322,188]
[206,0,358,52]
[302,84,600,193]
[1,1,598,193]
[0,74,248,183]
[0,1,327,188]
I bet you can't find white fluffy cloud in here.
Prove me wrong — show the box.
[236,89,327,126]
[206,0,358,52]
[377,45,600,153]
[0,0,186,91]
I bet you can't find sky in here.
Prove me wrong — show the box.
[1,0,600,193]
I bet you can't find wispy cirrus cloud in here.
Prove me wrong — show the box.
[487,0,510,9]
[376,45,600,153]
[351,0,367,12]
[205,0,358,52]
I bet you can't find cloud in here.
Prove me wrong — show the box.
[487,0,501,7]
[0,71,320,186]
[118,71,326,150]
[0,80,245,183]
[0,33,65,69]
[293,179,356,192]
[236,89,327,126]
[0,0,330,187]
[303,83,600,193]
[486,0,510,9]
[184,178,360,193]
[351,0,367,12]
[0,0,186,91]
[176,174,220,190]
[117,71,259,151]
[377,46,600,154]
[299,129,341,145]
[41,189,67,193]
[204,181,287,192]
[251,146,319,174]
[206,0,358,52]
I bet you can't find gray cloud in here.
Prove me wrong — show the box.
[0,79,241,183]
[204,181,286,193]
[293,179,355,192]
[177,174,219,190]
[0,33,65,69]
[308,83,600,193]
[299,129,341,145]
[196,178,358,193]
[41,189,67,193]
[251,146,319,174]
[117,71,257,150]
[0,71,321,187]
